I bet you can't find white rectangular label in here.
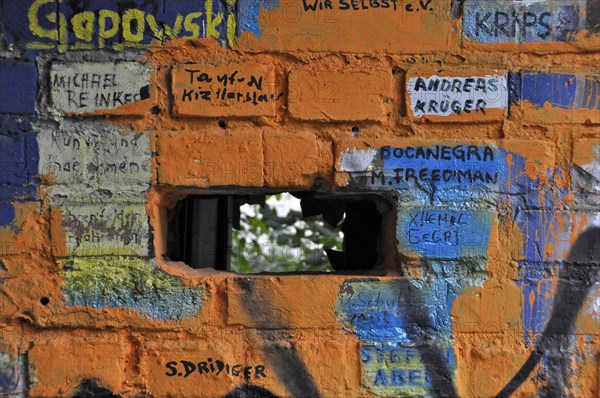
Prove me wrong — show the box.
[407,75,508,118]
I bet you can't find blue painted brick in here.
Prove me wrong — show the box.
[463,0,587,44]
[0,60,37,114]
[0,131,38,187]
[397,208,495,259]
[0,132,25,185]
[518,71,600,111]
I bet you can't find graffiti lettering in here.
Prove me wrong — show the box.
[408,75,508,118]
[26,0,229,51]
[165,359,267,380]
[474,11,553,39]
[180,69,283,106]
[50,63,151,115]
[173,64,282,117]
[302,0,436,12]
[380,145,495,162]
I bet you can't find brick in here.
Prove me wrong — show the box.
[512,71,600,124]
[453,278,522,334]
[37,128,151,195]
[50,201,151,257]
[0,60,37,114]
[263,130,321,188]
[463,0,589,44]
[141,334,354,397]
[335,139,554,201]
[454,334,535,398]
[28,333,125,397]
[360,342,455,395]
[50,62,153,116]
[513,211,599,263]
[236,0,456,54]
[287,338,354,397]
[406,71,509,122]
[140,337,279,398]
[226,276,342,329]
[172,63,281,117]
[288,69,391,121]
[155,130,263,187]
[396,207,497,259]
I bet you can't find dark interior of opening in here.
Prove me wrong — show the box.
[166,192,391,273]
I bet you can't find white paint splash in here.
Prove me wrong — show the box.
[339,148,378,172]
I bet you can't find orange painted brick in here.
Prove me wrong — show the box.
[28,333,125,397]
[288,69,392,121]
[263,130,323,188]
[172,64,282,117]
[226,276,342,329]
[155,130,263,187]
[452,278,521,335]
[140,337,287,398]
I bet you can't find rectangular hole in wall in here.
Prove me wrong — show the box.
[165,192,394,273]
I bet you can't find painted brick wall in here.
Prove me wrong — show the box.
[0,0,599,397]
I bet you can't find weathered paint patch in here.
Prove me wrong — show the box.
[463,0,588,43]
[360,343,455,395]
[172,63,282,117]
[397,208,494,259]
[0,130,39,227]
[407,75,508,119]
[37,128,151,197]
[50,62,152,115]
[60,257,203,320]
[0,352,18,395]
[512,71,600,111]
[515,212,600,345]
[335,279,463,396]
[53,202,150,257]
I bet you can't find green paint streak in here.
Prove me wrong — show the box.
[60,257,203,320]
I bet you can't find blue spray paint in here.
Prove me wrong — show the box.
[236,0,280,36]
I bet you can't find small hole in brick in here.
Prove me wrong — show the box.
[218,120,227,129]
[351,126,360,134]
[40,297,49,305]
